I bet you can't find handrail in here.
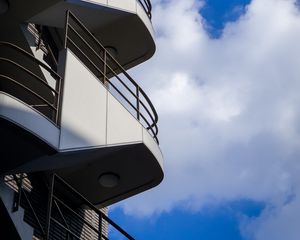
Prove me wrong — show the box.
[0,75,58,112]
[12,175,46,238]
[138,0,152,19]
[46,174,135,240]
[65,11,159,143]
[0,41,62,125]
[0,42,61,80]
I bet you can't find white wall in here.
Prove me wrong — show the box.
[59,50,155,151]
[0,92,60,148]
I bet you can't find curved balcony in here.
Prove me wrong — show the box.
[0,41,62,125]
[64,11,158,143]
[11,0,156,70]
[0,11,163,205]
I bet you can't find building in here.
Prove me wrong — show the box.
[0,0,164,239]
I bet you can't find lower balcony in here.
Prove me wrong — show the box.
[0,12,163,207]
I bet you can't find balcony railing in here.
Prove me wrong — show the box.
[7,174,135,240]
[64,11,159,143]
[0,42,62,125]
[138,0,152,19]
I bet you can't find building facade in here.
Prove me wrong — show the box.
[0,0,163,239]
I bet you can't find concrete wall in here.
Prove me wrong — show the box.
[59,49,146,150]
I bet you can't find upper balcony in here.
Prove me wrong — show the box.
[0,11,163,206]
[9,0,155,71]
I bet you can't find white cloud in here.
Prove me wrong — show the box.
[117,0,300,238]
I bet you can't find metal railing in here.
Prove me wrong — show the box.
[64,11,159,143]
[46,174,135,240]
[138,0,152,19]
[7,174,135,240]
[5,174,47,238]
[0,42,62,125]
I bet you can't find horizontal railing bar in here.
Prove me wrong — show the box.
[68,11,106,50]
[139,99,158,132]
[66,11,158,143]
[0,58,59,95]
[109,82,139,112]
[102,215,134,240]
[21,188,46,236]
[104,63,158,133]
[31,104,50,107]
[52,195,100,235]
[105,62,159,135]
[54,175,101,214]
[140,115,159,143]
[52,217,108,240]
[0,74,57,111]
[138,87,158,127]
[67,37,105,77]
[69,18,143,104]
[53,174,134,239]
[105,58,159,130]
[53,199,70,230]
[0,41,61,81]
[138,0,152,19]
[139,112,157,139]
[68,24,106,65]
[68,11,145,91]
[51,218,81,240]
[107,70,138,99]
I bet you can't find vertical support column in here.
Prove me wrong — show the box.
[54,76,62,125]
[45,174,55,240]
[136,86,140,121]
[98,212,103,240]
[103,50,108,87]
[12,174,23,212]
[64,11,70,49]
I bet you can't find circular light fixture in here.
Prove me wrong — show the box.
[0,0,9,15]
[98,172,120,188]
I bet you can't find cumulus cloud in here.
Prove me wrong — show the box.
[117,0,300,238]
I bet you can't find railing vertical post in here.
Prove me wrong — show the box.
[46,174,55,240]
[12,175,23,212]
[64,11,69,49]
[54,77,61,125]
[103,50,107,86]
[136,86,140,121]
[98,212,103,240]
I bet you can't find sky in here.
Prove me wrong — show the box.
[110,0,300,239]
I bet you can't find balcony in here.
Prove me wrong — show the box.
[10,0,155,70]
[4,173,135,239]
[0,11,163,206]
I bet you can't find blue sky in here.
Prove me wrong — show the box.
[200,0,251,38]
[110,200,264,239]
[110,0,300,239]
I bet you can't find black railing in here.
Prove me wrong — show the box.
[46,174,135,240]
[138,0,152,19]
[64,11,159,143]
[6,174,47,238]
[0,42,62,125]
[7,174,135,240]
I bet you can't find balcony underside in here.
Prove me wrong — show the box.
[0,92,163,206]
[0,117,56,176]
[20,143,163,207]
[8,0,155,70]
